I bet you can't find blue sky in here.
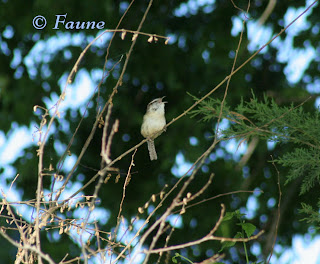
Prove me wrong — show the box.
[1,0,320,263]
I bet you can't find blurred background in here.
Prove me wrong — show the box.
[1,0,320,263]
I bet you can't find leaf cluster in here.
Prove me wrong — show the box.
[191,92,320,227]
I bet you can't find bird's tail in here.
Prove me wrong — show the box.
[147,140,157,160]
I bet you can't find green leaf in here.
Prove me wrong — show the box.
[222,210,242,222]
[219,232,243,252]
[238,223,256,237]
[219,240,236,252]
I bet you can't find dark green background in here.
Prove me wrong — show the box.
[1,0,319,263]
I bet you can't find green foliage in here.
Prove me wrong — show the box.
[1,0,320,262]
[277,148,320,194]
[299,203,320,228]
[220,210,257,251]
[172,252,194,263]
[219,231,243,253]
[221,210,244,222]
[237,222,257,238]
[191,92,320,227]
[191,92,320,146]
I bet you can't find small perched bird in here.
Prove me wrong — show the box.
[141,97,167,160]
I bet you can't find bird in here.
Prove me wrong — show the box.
[141,97,167,160]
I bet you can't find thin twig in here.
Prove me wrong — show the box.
[145,204,263,254]
[172,189,261,215]
[147,231,265,254]
[215,0,250,141]
[114,149,137,242]
[258,0,276,25]
[267,156,282,264]
[101,104,113,166]
[60,0,317,207]
[0,231,55,264]
[166,0,317,130]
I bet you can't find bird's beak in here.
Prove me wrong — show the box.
[161,96,167,103]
